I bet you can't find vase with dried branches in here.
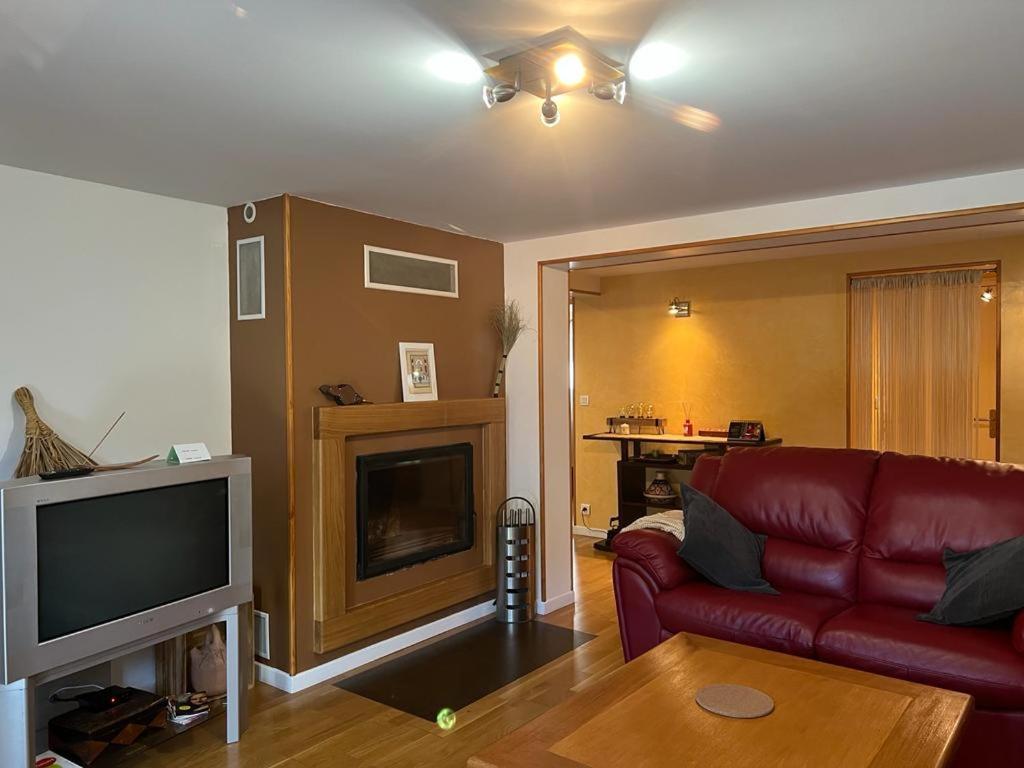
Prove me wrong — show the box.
[491,300,528,398]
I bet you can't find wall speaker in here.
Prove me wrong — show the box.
[236,236,265,320]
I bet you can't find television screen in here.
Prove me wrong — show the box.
[37,478,230,642]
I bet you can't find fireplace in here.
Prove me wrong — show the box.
[355,442,475,581]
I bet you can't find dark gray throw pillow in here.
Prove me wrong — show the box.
[676,484,778,594]
[919,536,1024,626]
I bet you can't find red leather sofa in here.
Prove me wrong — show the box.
[612,446,1024,767]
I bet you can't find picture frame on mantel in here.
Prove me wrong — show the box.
[399,342,438,401]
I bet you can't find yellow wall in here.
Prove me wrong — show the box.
[573,234,1024,530]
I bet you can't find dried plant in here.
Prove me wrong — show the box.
[491,300,528,397]
[13,387,96,478]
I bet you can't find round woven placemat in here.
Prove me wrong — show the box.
[695,684,775,719]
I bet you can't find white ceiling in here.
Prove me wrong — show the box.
[1,0,1023,242]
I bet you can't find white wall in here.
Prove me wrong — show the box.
[0,164,230,478]
[538,266,573,610]
[504,167,1024,606]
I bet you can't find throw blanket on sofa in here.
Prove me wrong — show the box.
[620,509,685,541]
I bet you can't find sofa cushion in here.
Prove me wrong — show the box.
[860,453,1024,611]
[711,446,879,600]
[816,603,1024,709]
[677,484,777,594]
[654,581,848,657]
[921,537,1024,626]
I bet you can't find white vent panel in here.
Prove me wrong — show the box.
[237,236,265,320]
[254,609,271,660]
[364,246,458,298]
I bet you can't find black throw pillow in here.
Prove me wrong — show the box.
[676,484,778,595]
[919,536,1024,626]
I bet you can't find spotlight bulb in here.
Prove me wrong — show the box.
[540,98,560,127]
[482,82,517,109]
[554,53,586,86]
[613,80,627,104]
[592,80,627,104]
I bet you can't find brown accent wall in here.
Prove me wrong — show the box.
[227,197,291,670]
[228,195,504,674]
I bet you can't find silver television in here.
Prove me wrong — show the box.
[0,456,252,684]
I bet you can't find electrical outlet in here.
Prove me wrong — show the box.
[579,394,590,406]
[580,503,591,517]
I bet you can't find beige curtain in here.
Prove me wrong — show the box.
[849,268,983,459]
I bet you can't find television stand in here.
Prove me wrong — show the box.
[0,602,250,768]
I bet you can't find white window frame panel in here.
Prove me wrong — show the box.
[363,245,460,299]
[236,235,266,320]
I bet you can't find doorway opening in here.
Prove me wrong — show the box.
[534,204,1024,603]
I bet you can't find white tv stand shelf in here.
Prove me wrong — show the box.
[0,457,254,768]
[0,602,250,767]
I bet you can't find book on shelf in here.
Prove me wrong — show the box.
[167,691,211,725]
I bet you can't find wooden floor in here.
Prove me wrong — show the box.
[134,536,620,768]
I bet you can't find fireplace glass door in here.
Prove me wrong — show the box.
[356,443,474,580]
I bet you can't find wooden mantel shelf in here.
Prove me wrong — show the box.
[312,397,506,654]
[315,397,505,440]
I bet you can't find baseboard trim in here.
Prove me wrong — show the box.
[572,525,605,539]
[256,600,495,694]
[536,590,575,615]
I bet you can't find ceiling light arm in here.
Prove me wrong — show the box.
[540,79,560,127]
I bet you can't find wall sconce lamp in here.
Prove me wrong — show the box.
[668,298,691,317]
[980,287,995,303]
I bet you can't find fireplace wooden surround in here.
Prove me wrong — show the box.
[313,398,506,654]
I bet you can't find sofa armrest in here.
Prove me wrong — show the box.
[1013,612,1024,655]
[611,530,695,591]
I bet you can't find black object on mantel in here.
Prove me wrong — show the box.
[319,383,370,406]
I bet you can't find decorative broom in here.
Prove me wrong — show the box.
[491,300,528,398]
[13,386,96,478]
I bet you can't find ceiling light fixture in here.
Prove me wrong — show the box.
[591,80,627,104]
[540,83,560,127]
[630,42,686,81]
[554,52,586,86]
[426,51,483,84]
[480,26,626,127]
[482,75,519,109]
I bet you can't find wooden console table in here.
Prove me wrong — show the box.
[581,433,782,551]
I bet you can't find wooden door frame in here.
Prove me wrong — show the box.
[844,260,1002,460]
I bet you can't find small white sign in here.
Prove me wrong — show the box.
[167,442,212,464]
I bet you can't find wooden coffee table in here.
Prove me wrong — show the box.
[468,633,972,768]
